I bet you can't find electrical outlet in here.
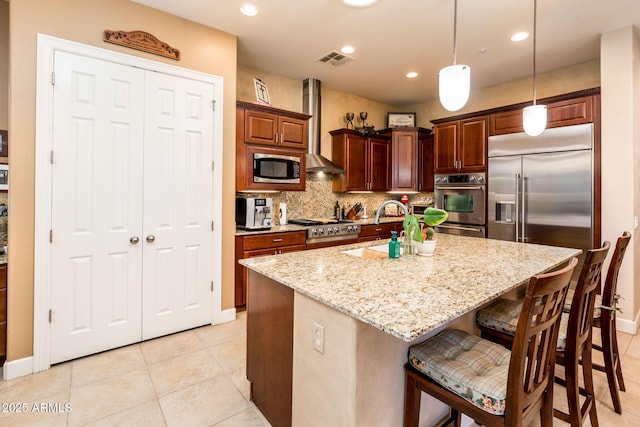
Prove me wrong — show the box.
[313,322,325,354]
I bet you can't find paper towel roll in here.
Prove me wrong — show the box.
[279,203,287,225]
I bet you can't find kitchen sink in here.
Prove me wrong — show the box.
[342,244,400,258]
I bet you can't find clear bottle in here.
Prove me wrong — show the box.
[388,231,400,258]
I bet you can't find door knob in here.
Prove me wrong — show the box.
[146,235,156,243]
[129,236,140,245]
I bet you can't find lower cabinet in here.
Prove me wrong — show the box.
[0,264,6,365]
[235,231,306,310]
[358,222,401,243]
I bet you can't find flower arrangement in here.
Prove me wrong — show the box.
[402,208,449,242]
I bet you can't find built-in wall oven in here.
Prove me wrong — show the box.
[434,173,486,238]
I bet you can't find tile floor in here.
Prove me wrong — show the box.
[0,311,639,426]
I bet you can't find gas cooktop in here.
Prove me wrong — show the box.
[288,219,355,226]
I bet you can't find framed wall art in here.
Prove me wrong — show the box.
[0,165,8,191]
[0,130,7,158]
[253,78,271,105]
[387,112,416,128]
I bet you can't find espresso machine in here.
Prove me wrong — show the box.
[236,197,273,230]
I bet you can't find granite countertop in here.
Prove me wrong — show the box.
[235,216,404,236]
[239,233,581,342]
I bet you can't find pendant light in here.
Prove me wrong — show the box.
[522,0,547,136]
[439,0,470,112]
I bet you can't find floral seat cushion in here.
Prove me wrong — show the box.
[408,329,511,416]
[563,289,602,318]
[476,299,522,336]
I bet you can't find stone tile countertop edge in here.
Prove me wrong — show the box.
[239,233,581,342]
[235,217,404,236]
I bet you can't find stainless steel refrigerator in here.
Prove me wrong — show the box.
[487,123,593,254]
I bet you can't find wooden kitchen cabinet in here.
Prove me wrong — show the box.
[330,128,390,192]
[418,133,435,191]
[379,127,433,193]
[239,101,309,149]
[358,222,401,242]
[0,264,6,365]
[235,231,306,309]
[489,95,594,135]
[236,101,310,192]
[433,116,488,174]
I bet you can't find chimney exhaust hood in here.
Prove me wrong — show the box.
[303,78,345,174]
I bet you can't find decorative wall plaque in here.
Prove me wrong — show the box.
[103,30,180,60]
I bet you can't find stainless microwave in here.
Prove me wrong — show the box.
[253,152,301,184]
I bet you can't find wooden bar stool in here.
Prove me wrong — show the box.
[404,258,577,427]
[564,232,631,414]
[477,243,610,427]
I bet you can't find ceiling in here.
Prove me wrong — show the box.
[133,0,640,105]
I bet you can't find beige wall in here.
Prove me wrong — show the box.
[8,0,237,361]
[237,64,398,164]
[0,1,7,131]
[601,26,640,330]
[402,59,601,126]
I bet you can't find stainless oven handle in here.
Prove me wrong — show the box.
[515,173,520,242]
[521,174,527,242]
[434,186,485,191]
[437,224,484,233]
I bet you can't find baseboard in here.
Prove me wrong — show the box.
[3,356,34,381]
[617,313,639,335]
[213,307,237,325]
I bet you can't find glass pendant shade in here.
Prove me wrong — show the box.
[523,104,547,136]
[439,64,470,112]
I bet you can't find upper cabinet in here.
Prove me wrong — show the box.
[330,128,390,192]
[489,95,594,136]
[236,101,310,192]
[433,116,488,174]
[379,127,433,193]
[244,109,308,149]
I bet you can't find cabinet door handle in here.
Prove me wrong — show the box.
[375,228,383,232]
[272,238,284,242]
[146,235,156,243]
[129,236,140,245]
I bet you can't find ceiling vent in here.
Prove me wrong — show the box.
[317,51,354,67]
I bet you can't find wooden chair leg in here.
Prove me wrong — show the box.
[581,345,599,427]
[563,355,583,427]
[540,385,555,427]
[404,370,421,427]
[601,319,624,414]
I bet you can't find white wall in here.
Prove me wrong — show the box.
[600,25,640,333]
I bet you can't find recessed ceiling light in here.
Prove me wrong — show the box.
[511,32,529,42]
[406,72,418,78]
[341,45,356,54]
[340,0,379,7]
[240,4,259,16]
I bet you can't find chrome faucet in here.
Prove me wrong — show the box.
[374,200,408,224]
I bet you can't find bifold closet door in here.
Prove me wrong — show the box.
[49,51,215,363]
[50,51,145,363]
[141,71,214,340]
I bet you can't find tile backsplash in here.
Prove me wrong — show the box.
[238,173,433,225]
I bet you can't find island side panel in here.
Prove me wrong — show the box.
[246,270,294,427]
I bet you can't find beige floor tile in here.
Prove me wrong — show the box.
[208,336,247,374]
[596,402,640,427]
[0,391,70,427]
[147,348,224,397]
[67,367,156,427]
[228,366,251,400]
[597,374,640,417]
[71,344,146,387]
[615,331,633,355]
[622,333,640,360]
[87,399,166,427]
[0,363,71,404]
[195,313,246,348]
[159,376,249,427]
[213,406,269,427]
[140,330,204,364]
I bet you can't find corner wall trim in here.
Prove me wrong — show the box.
[3,357,34,381]
[214,308,237,325]
[617,315,639,335]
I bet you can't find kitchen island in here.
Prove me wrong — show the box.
[240,233,580,427]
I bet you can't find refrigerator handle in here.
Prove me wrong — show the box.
[521,174,527,242]
[515,173,520,242]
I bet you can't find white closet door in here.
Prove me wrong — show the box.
[141,72,214,339]
[50,51,145,363]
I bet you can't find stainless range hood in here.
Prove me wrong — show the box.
[303,78,345,174]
